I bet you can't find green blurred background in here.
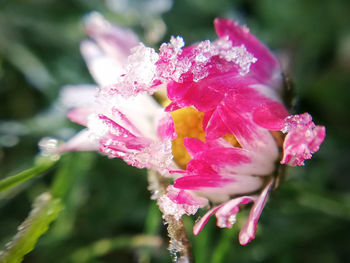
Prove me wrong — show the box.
[1,0,350,262]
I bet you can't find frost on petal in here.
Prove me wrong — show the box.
[87,114,111,141]
[158,186,208,220]
[127,44,159,85]
[213,40,257,75]
[102,43,160,98]
[190,39,257,81]
[95,92,163,139]
[157,36,191,83]
[281,113,326,166]
[145,139,175,175]
[239,178,273,245]
[214,18,281,86]
[87,114,173,173]
[157,36,257,84]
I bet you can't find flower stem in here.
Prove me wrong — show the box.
[147,170,193,263]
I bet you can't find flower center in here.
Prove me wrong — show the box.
[171,107,240,169]
[171,107,206,169]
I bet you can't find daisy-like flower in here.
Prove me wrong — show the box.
[61,13,325,245]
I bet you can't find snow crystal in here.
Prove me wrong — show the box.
[126,43,159,84]
[157,36,191,83]
[189,38,257,82]
[214,39,257,75]
[157,36,258,84]
[169,36,185,54]
[105,43,159,98]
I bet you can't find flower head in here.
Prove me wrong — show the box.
[61,14,325,245]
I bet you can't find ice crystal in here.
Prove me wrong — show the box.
[157,36,191,83]
[106,43,159,98]
[158,194,200,220]
[157,36,257,84]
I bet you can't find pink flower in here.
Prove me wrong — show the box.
[61,13,325,245]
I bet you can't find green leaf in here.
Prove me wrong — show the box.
[0,157,57,193]
[0,192,63,263]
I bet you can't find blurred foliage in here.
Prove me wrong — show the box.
[0,0,350,262]
[0,192,62,263]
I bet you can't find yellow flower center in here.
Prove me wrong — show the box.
[171,107,240,169]
[171,107,205,169]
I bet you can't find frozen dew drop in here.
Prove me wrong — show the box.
[38,137,60,160]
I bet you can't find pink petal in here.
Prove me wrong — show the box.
[166,78,225,112]
[192,147,251,167]
[166,72,257,113]
[215,196,256,228]
[97,114,137,139]
[100,93,162,138]
[185,159,217,176]
[183,138,275,176]
[206,103,278,161]
[174,174,263,196]
[193,195,257,235]
[281,113,326,166]
[174,175,234,189]
[239,178,274,245]
[182,138,209,157]
[252,101,289,130]
[193,206,221,235]
[214,18,281,86]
